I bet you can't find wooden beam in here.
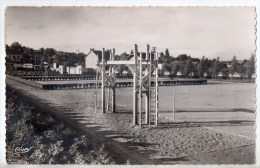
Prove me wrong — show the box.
[133,44,138,125]
[155,52,159,126]
[107,50,112,112]
[144,44,150,124]
[148,45,151,126]
[95,67,98,113]
[112,48,116,113]
[101,48,105,113]
[139,50,142,126]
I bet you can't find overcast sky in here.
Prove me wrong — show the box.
[5,7,256,60]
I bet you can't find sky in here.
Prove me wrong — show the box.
[5,7,256,60]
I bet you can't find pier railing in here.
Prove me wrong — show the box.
[7,75,207,90]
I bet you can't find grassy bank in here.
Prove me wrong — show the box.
[5,89,116,164]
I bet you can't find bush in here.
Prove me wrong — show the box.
[6,90,116,164]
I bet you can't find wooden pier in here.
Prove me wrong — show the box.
[40,79,207,90]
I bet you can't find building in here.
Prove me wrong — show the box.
[176,71,183,77]
[66,65,83,74]
[58,65,65,74]
[43,62,49,69]
[51,62,86,75]
[6,49,23,62]
[22,63,33,69]
[163,71,171,76]
[6,48,23,70]
[203,72,210,78]
[85,49,111,69]
[229,72,241,78]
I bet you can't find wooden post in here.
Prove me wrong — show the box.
[106,88,110,111]
[149,47,152,127]
[155,52,159,126]
[145,44,150,124]
[101,48,106,113]
[112,48,116,113]
[95,67,98,113]
[139,52,143,126]
[133,44,138,125]
[107,50,112,111]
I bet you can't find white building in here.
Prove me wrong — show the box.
[66,65,82,74]
[229,72,241,78]
[85,48,111,69]
[176,71,183,77]
[51,62,85,75]
[58,65,65,74]
[163,71,170,76]
[203,72,209,78]
[218,72,224,77]
[22,63,33,69]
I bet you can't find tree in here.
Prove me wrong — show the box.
[220,67,229,79]
[40,56,45,70]
[237,60,247,80]
[197,56,206,78]
[228,56,238,79]
[10,42,22,48]
[158,52,164,63]
[171,61,179,78]
[10,42,23,53]
[176,54,189,61]
[212,57,220,79]
[246,54,255,79]
[184,58,192,78]
[165,48,170,57]
[44,48,56,57]
[159,50,173,73]
[5,44,10,51]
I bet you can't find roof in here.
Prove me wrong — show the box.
[86,49,111,61]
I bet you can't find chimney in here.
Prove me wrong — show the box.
[90,48,94,52]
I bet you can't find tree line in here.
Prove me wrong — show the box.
[6,42,255,79]
[6,42,86,70]
[158,49,255,80]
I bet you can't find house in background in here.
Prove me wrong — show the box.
[176,71,183,77]
[66,65,83,74]
[6,49,23,62]
[229,72,241,78]
[50,62,65,74]
[203,72,210,78]
[163,71,171,77]
[6,48,23,70]
[85,48,111,70]
[51,62,86,75]
[58,65,65,74]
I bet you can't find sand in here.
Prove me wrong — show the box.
[6,78,256,164]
